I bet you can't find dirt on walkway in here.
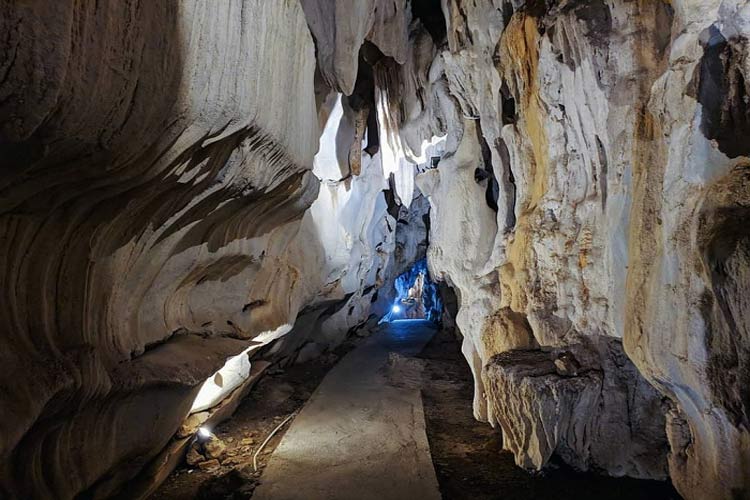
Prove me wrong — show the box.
[252,320,440,500]
[419,328,683,500]
[151,336,364,500]
[153,323,683,500]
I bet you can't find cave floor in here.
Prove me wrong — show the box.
[252,319,442,500]
[419,328,683,500]
[151,333,366,499]
[153,321,682,500]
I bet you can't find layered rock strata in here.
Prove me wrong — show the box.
[2,1,750,499]
[417,1,750,498]
[0,1,421,497]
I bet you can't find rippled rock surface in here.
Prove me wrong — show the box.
[3,1,750,499]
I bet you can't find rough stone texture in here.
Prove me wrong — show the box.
[413,1,750,498]
[4,1,750,499]
[0,1,314,495]
[300,0,412,94]
[483,349,603,472]
[0,1,415,498]
[204,437,227,460]
[483,339,668,479]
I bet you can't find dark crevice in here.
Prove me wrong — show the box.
[411,0,447,44]
[357,42,384,157]
[242,300,266,313]
[694,25,750,158]
[562,0,613,51]
[525,0,552,19]
[500,80,517,125]
[595,135,608,209]
[474,121,499,213]
[502,1,514,28]
[383,179,401,219]
[495,136,517,231]
[699,165,750,429]
[365,107,380,156]
[349,49,376,113]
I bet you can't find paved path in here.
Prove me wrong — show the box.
[253,320,441,500]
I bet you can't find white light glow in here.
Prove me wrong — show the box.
[313,93,347,181]
[405,135,447,164]
[392,305,401,313]
[189,324,293,415]
[198,427,211,438]
[190,350,253,413]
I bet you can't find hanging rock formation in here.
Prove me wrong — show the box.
[0,1,419,497]
[1,1,750,500]
[415,1,750,498]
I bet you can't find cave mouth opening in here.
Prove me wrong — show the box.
[381,258,442,323]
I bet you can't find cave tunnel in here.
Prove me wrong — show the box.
[381,258,442,323]
[1,1,744,499]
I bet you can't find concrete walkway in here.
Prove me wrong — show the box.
[253,320,441,500]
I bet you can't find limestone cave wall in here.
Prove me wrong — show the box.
[414,1,750,498]
[2,1,750,500]
[304,0,750,498]
[0,1,420,497]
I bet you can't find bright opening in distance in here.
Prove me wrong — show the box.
[392,305,401,313]
[198,427,211,438]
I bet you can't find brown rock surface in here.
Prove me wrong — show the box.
[3,1,750,499]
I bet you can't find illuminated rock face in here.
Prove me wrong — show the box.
[414,1,750,498]
[0,1,407,498]
[2,1,750,499]
[386,258,442,322]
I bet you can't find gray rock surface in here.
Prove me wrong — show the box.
[253,320,441,500]
[3,1,750,499]
[0,1,416,497]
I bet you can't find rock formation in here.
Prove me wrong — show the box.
[1,1,749,499]
[0,1,417,497]
[416,1,750,498]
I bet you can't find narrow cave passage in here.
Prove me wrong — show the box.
[155,316,680,500]
[381,258,442,322]
[4,0,745,499]
[155,319,441,499]
[252,319,440,500]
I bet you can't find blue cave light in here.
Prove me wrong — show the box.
[382,258,442,323]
